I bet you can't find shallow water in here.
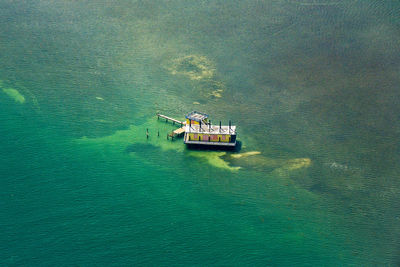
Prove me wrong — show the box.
[1,0,400,265]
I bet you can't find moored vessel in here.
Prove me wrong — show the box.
[157,111,237,149]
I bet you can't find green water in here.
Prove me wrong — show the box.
[1,0,400,265]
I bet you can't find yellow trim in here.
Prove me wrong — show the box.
[186,119,200,125]
[188,133,231,142]
[186,119,208,125]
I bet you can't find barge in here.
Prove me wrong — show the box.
[157,111,237,149]
[184,111,237,147]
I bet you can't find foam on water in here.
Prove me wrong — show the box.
[1,81,25,104]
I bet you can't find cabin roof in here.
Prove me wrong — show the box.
[185,111,209,122]
[185,124,236,135]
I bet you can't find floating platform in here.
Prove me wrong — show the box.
[157,111,237,148]
[184,124,236,147]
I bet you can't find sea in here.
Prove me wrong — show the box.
[1,0,399,265]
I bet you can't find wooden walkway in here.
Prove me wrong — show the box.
[157,113,186,139]
[157,113,185,125]
[168,126,185,138]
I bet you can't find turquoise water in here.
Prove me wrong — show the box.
[1,0,400,265]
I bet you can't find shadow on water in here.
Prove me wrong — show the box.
[125,143,160,154]
[185,140,242,152]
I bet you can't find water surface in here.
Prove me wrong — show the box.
[1,0,400,265]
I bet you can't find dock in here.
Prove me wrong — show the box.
[168,126,186,138]
[157,113,186,140]
[157,113,185,126]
